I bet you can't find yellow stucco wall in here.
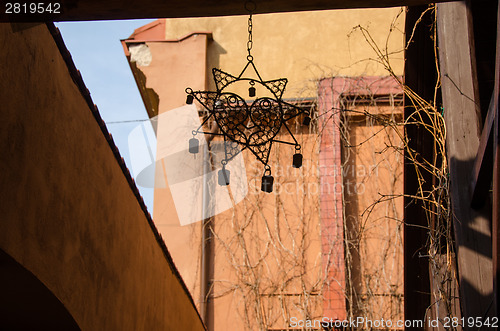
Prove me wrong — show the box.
[162,8,405,98]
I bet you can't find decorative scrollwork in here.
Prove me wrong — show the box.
[186,64,310,192]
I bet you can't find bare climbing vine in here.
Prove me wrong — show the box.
[201,5,456,331]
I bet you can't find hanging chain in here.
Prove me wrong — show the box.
[247,14,253,59]
[245,0,256,61]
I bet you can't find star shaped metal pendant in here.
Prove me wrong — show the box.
[185,59,311,193]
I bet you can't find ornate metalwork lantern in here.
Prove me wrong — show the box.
[185,1,310,193]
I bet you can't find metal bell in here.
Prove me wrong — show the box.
[186,94,194,104]
[261,175,274,193]
[218,168,230,186]
[249,86,256,97]
[302,115,311,126]
[189,138,199,154]
[292,153,303,168]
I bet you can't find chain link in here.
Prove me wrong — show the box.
[245,0,256,60]
[247,14,253,57]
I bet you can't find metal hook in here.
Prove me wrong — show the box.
[244,0,256,13]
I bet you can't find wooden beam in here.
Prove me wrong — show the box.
[0,0,453,22]
[492,0,500,316]
[437,1,496,324]
[470,93,495,208]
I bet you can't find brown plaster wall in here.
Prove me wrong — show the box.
[0,23,204,331]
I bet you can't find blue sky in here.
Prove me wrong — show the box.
[56,19,157,213]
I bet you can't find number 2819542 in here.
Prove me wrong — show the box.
[5,3,61,14]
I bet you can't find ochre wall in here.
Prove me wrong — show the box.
[0,23,205,331]
[124,34,211,305]
[210,130,323,330]
[162,8,405,98]
[343,103,404,323]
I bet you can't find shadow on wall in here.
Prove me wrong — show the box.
[207,40,227,91]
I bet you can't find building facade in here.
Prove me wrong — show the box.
[123,9,405,330]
